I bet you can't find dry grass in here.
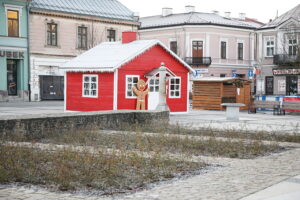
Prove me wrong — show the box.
[0,144,205,193]
[123,123,300,143]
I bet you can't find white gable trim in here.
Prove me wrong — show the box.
[277,17,300,30]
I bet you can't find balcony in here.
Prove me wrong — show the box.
[273,54,300,66]
[184,57,212,66]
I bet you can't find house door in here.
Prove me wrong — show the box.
[40,75,64,100]
[192,41,203,57]
[148,77,159,110]
[265,76,274,95]
[192,41,203,65]
[7,60,18,96]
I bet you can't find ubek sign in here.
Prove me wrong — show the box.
[273,68,300,75]
[0,50,24,59]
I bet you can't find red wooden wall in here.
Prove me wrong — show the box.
[117,44,189,112]
[66,72,114,111]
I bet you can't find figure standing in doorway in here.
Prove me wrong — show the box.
[133,79,149,110]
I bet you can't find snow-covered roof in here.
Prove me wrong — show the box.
[139,12,262,30]
[61,40,194,73]
[259,4,300,29]
[30,0,137,22]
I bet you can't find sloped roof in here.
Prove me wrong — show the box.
[61,40,194,73]
[259,4,300,29]
[30,0,136,22]
[139,12,262,30]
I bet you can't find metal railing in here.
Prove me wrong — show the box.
[273,54,300,66]
[184,57,212,66]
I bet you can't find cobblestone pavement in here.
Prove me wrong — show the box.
[1,140,300,200]
[170,110,300,134]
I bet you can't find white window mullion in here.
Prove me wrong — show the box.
[82,74,98,98]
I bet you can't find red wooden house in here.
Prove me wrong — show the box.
[61,32,194,113]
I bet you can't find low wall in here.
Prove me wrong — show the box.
[0,110,169,139]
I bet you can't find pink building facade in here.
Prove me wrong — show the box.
[139,6,263,91]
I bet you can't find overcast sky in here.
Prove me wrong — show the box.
[119,0,299,23]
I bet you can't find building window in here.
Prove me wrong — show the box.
[7,10,19,37]
[220,74,226,78]
[149,77,159,92]
[47,23,57,46]
[265,36,275,57]
[169,77,181,98]
[126,75,139,98]
[78,26,87,49]
[192,41,203,57]
[107,29,116,42]
[7,60,18,96]
[82,74,98,98]
[238,43,243,60]
[170,41,177,54]
[288,39,298,56]
[286,76,298,96]
[221,41,227,59]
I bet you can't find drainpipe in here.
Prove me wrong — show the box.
[27,0,31,101]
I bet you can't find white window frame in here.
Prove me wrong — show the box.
[125,75,139,99]
[288,37,298,56]
[264,36,275,57]
[169,77,181,98]
[82,74,98,98]
[220,39,228,59]
[4,4,23,37]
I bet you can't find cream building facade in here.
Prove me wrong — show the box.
[29,0,139,101]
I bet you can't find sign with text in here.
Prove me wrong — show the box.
[273,68,300,75]
[0,50,24,59]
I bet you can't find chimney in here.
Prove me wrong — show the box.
[212,10,219,15]
[162,7,173,17]
[239,13,246,20]
[122,32,137,44]
[133,12,139,21]
[224,11,231,18]
[185,5,195,13]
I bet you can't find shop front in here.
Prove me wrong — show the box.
[0,50,29,101]
[272,68,300,96]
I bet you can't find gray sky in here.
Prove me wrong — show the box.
[119,0,299,23]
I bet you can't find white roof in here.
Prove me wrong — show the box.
[140,12,262,30]
[61,40,194,73]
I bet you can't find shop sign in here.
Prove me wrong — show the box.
[273,69,300,75]
[193,69,208,78]
[0,50,24,59]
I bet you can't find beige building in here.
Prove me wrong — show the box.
[29,0,139,101]
[139,6,263,86]
[256,4,300,96]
